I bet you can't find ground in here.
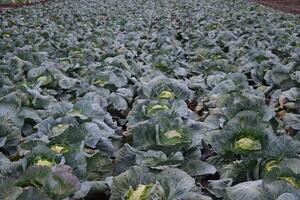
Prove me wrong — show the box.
[2,0,300,14]
[251,0,300,14]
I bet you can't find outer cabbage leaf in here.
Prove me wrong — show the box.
[138,76,193,101]
[110,166,195,200]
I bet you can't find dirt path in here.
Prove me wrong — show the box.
[2,0,300,14]
[250,0,300,14]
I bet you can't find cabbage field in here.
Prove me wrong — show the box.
[0,0,300,199]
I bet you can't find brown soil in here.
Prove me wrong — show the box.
[0,0,48,9]
[250,0,300,14]
[1,0,300,14]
